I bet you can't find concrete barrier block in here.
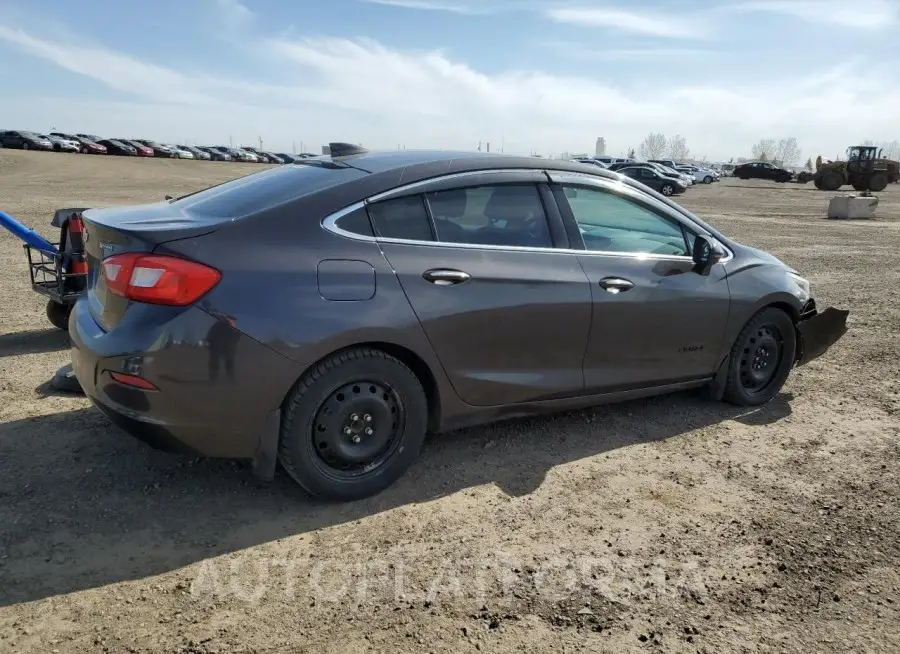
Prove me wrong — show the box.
[827,195,878,219]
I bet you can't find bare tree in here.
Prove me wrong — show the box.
[774,137,801,167]
[752,139,776,161]
[638,132,666,160]
[627,147,636,158]
[667,134,690,160]
[805,157,813,171]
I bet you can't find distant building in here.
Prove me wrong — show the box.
[595,137,606,157]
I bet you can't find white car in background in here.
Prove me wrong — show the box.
[170,145,195,159]
[677,165,718,184]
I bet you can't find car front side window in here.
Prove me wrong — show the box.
[425,184,553,248]
[561,185,690,257]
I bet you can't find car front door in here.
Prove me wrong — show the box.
[367,171,593,407]
[548,172,732,393]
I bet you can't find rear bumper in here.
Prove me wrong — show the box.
[796,306,849,366]
[69,298,301,458]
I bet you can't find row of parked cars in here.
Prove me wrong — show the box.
[0,129,317,164]
[572,156,721,197]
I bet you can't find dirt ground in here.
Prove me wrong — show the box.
[0,149,898,654]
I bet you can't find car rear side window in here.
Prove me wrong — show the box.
[171,164,366,218]
[425,184,552,248]
[562,185,690,256]
[367,195,434,241]
[334,206,374,237]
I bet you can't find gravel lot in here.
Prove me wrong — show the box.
[0,150,898,653]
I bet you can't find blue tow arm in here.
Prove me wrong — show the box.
[0,210,59,254]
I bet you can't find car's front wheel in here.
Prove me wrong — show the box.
[279,347,429,500]
[703,175,713,184]
[723,307,796,406]
[661,183,674,196]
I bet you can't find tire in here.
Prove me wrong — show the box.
[661,183,674,196]
[868,173,888,193]
[278,347,429,500]
[703,175,713,184]
[21,142,28,150]
[723,307,796,406]
[46,301,72,331]
[80,146,88,154]
[852,182,868,192]
[820,171,843,191]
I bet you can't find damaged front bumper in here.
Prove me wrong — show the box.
[795,305,849,366]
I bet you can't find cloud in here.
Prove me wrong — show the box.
[543,6,709,38]
[725,0,900,29]
[1,24,899,159]
[542,42,716,61]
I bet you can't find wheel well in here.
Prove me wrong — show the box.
[287,342,442,433]
[767,301,800,323]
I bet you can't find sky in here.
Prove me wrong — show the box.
[0,0,898,161]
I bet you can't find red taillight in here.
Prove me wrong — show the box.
[109,371,158,390]
[102,253,221,306]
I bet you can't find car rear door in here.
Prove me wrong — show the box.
[547,172,731,393]
[366,170,593,407]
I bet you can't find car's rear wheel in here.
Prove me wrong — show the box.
[46,300,71,331]
[661,183,674,196]
[703,175,713,184]
[278,347,428,500]
[723,307,796,406]
[21,142,28,150]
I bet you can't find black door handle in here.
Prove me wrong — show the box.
[423,269,471,285]
[598,277,634,294]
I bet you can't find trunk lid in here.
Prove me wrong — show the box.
[82,202,224,330]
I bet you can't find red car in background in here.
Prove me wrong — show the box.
[117,139,154,157]
[50,133,107,155]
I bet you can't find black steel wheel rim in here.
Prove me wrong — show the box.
[739,324,783,395]
[310,380,405,478]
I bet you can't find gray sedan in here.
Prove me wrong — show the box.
[69,144,848,500]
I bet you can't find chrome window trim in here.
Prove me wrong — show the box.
[366,168,555,203]
[321,169,732,265]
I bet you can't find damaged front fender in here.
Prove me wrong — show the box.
[795,306,850,366]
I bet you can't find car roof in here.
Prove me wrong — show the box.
[320,149,620,180]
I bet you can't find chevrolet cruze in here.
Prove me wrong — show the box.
[69,143,848,500]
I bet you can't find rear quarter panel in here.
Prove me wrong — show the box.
[157,178,465,426]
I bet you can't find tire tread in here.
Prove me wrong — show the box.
[278,347,424,498]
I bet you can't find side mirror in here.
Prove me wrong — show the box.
[692,234,725,275]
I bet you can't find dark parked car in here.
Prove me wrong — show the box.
[0,130,53,150]
[134,139,176,158]
[117,140,154,157]
[70,144,848,500]
[616,165,686,196]
[52,133,107,154]
[97,139,137,156]
[276,153,299,163]
[733,161,793,183]
[198,146,232,161]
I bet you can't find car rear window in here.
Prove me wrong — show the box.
[171,164,367,218]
